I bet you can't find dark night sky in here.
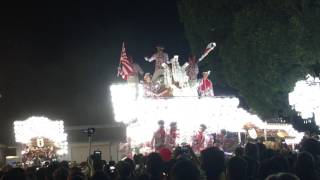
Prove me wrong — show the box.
[0,0,190,143]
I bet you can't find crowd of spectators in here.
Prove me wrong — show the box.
[0,137,319,180]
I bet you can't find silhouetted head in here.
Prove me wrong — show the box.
[200,147,225,178]
[146,152,164,177]
[133,153,144,165]
[265,172,299,180]
[116,161,131,178]
[92,170,110,180]
[171,159,200,180]
[60,161,69,169]
[123,157,135,175]
[295,151,315,170]
[245,143,258,160]
[69,167,85,179]
[234,146,244,157]
[69,175,85,180]
[36,168,46,180]
[258,156,289,180]
[46,162,61,180]
[294,151,318,180]
[53,167,69,180]
[2,168,26,180]
[300,138,320,158]
[227,156,247,180]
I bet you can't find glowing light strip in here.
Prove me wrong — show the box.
[111,83,303,146]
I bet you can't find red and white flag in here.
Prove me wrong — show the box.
[198,42,216,62]
[117,42,134,80]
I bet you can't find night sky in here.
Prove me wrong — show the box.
[0,0,190,143]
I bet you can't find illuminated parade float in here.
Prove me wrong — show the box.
[289,74,320,126]
[111,43,304,156]
[14,116,68,166]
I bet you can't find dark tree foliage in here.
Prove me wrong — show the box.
[178,0,255,95]
[178,0,320,120]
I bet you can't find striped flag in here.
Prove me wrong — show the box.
[198,42,216,62]
[117,42,134,80]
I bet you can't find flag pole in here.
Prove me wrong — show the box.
[117,42,125,77]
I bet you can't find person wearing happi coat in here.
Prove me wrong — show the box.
[198,71,214,97]
[185,55,199,86]
[144,45,169,82]
[192,124,207,153]
[165,122,179,151]
[143,73,159,97]
[126,55,144,84]
[151,120,166,152]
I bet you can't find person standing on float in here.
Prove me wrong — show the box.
[151,120,166,151]
[127,55,144,84]
[144,45,169,81]
[192,124,207,153]
[198,71,214,96]
[143,73,159,97]
[185,55,199,86]
[165,122,178,151]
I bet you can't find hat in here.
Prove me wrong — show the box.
[170,122,177,127]
[158,120,164,125]
[156,45,165,50]
[144,73,151,80]
[202,70,211,75]
[200,124,207,130]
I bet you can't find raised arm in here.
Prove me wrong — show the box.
[145,54,156,62]
[135,64,144,75]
